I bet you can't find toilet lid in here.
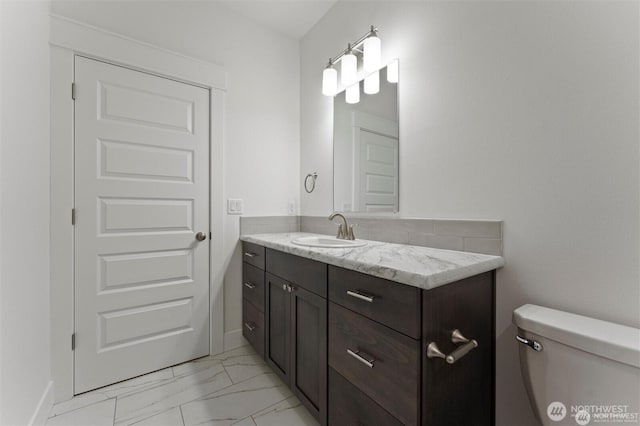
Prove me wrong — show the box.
[513,304,640,368]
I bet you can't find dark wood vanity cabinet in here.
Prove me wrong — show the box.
[422,271,495,426]
[242,242,496,426]
[328,266,422,425]
[264,249,328,425]
[241,242,266,358]
[329,266,495,426]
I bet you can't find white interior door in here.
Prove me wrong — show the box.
[74,56,210,393]
[352,112,399,212]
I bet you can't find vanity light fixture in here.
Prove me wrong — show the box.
[363,70,379,95]
[345,83,360,104]
[387,58,399,83]
[341,44,357,86]
[322,60,338,96]
[363,33,381,72]
[321,25,381,99]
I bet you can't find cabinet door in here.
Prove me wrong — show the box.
[265,273,291,385]
[291,285,327,425]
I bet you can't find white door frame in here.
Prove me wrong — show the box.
[50,14,227,402]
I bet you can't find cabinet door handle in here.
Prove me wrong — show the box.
[244,322,256,332]
[281,283,288,291]
[346,290,375,303]
[244,282,256,289]
[427,329,478,364]
[244,252,257,258]
[347,349,375,368]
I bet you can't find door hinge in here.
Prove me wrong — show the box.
[71,82,76,100]
[71,208,76,225]
[71,333,76,350]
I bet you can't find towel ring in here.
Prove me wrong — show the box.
[304,172,318,193]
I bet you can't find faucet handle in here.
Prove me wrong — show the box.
[347,225,356,240]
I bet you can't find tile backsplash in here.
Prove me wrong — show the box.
[239,215,299,235]
[240,215,503,256]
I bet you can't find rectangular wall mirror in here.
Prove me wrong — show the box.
[333,63,399,213]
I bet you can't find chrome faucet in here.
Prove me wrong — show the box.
[328,213,355,240]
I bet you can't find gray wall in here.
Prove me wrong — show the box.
[0,0,52,423]
[300,2,639,425]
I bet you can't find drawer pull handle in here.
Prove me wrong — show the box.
[244,282,256,289]
[244,252,257,258]
[244,322,256,332]
[347,349,375,368]
[346,290,375,303]
[427,329,478,365]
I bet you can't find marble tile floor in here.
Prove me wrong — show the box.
[46,345,319,426]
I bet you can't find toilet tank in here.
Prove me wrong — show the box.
[513,304,640,426]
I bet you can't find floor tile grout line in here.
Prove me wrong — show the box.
[222,362,270,384]
[179,405,186,426]
[48,396,119,422]
[187,366,284,404]
[114,368,233,426]
[116,363,228,406]
[112,397,117,426]
[52,346,297,426]
[246,395,295,422]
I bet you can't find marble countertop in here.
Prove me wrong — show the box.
[240,232,505,290]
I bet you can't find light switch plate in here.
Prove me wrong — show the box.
[227,199,243,214]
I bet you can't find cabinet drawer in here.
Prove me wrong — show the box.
[266,248,327,297]
[242,242,265,270]
[329,266,421,339]
[329,302,420,426]
[242,263,265,312]
[329,368,402,426]
[242,299,264,358]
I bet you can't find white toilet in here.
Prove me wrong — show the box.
[513,304,640,425]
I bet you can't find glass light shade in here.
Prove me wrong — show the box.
[364,70,379,95]
[322,66,337,96]
[363,36,381,72]
[387,59,399,83]
[341,52,357,86]
[345,83,360,104]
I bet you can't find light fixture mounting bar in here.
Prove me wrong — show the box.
[327,25,378,66]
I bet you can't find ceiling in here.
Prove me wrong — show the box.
[221,0,337,39]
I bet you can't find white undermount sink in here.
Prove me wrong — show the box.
[291,236,367,248]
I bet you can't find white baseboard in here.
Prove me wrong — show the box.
[223,329,248,352]
[28,380,54,426]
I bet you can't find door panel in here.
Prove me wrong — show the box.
[291,286,327,425]
[359,130,398,212]
[265,273,291,385]
[99,139,194,182]
[99,197,193,234]
[74,56,210,393]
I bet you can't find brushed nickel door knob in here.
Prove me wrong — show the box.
[195,232,207,241]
